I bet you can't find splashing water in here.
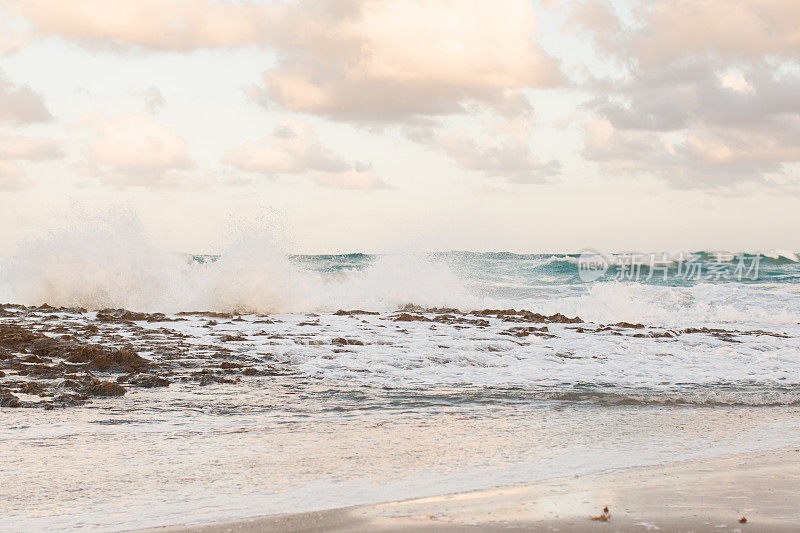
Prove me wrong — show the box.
[1,218,798,325]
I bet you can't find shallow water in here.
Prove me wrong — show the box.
[3,385,800,531]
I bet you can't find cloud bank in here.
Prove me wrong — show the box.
[79,113,195,187]
[224,119,386,190]
[572,0,800,189]
[0,0,798,191]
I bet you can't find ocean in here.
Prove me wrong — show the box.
[1,247,799,530]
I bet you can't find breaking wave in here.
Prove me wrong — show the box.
[0,221,476,313]
[0,219,798,325]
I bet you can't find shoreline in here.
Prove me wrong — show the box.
[141,447,800,532]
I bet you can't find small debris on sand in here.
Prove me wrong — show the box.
[590,506,611,521]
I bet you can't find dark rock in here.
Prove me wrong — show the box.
[1,390,21,407]
[432,315,490,327]
[472,309,582,323]
[19,382,46,395]
[50,393,88,407]
[84,379,126,397]
[219,334,247,342]
[500,326,553,338]
[633,331,677,338]
[176,310,233,318]
[189,370,236,385]
[18,364,62,378]
[87,349,151,372]
[613,322,646,329]
[96,308,172,323]
[331,337,366,346]
[391,313,431,322]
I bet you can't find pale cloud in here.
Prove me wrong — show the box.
[0,135,62,190]
[435,129,560,183]
[627,0,799,66]
[224,119,386,190]
[408,108,559,184]
[0,159,22,190]
[565,0,620,52]
[0,29,29,56]
[0,135,62,161]
[0,71,52,124]
[247,0,564,179]
[569,0,799,64]
[585,117,800,189]
[572,0,800,189]
[2,0,564,182]
[0,0,271,51]
[720,71,755,95]
[583,66,800,188]
[252,0,563,123]
[3,0,795,195]
[80,112,194,187]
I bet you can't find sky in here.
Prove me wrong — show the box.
[0,0,798,254]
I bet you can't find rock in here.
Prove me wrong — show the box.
[219,334,247,342]
[84,379,126,397]
[127,374,170,388]
[331,337,366,346]
[500,326,553,338]
[176,310,234,319]
[472,309,582,323]
[95,308,172,323]
[35,304,87,314]
[51,393,88,407]
[612,321,646,329]
[0,324,44,352]
[190,370,236,385]
[391,313,431,322]
[16,364,62,378]
[1,389,21,407]
[88,349,151,372]
[19,382,46,395]
[432,314,490,326]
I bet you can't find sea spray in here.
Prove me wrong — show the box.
[0,218,476,313]
[1,216,798,322]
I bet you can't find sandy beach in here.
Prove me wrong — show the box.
[144,448,800,532]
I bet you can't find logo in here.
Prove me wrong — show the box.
[577,249,609,282]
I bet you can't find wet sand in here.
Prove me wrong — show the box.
[144,448,800,532]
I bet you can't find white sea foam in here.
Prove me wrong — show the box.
[0,220,475,313]
[763,249,800,262]
[515,281,800,326]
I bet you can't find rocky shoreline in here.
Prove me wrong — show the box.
[1,302,792,409]
[0,303,289,409]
